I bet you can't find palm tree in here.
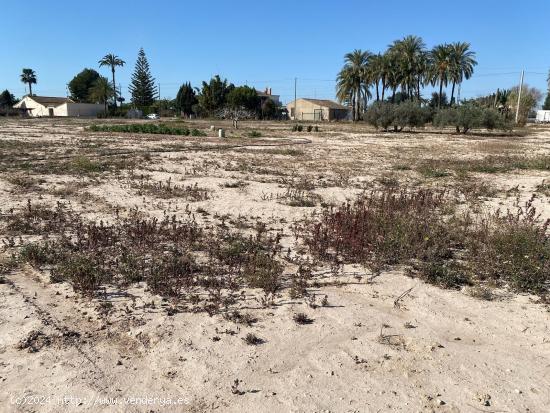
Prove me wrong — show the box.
[388,36,427,103]
[98,53,125,108]
[384,51,402,103]
[336,49,371,121]
[378,53,392,101]
[368,54,385,101]
[89,77,115,114]
[20,68,37,96]
[448,42,477,105]
[428,44,452,108]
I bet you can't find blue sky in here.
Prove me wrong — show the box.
[1,0,549,104]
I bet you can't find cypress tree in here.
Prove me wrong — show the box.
[129,48,156,107]
[175,82,197,117]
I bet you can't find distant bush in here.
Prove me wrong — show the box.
[365,101,429,131]
[247,130,261,138]
[292,124,304,132]
[88,123,207,136]
[433,104,511,133]
[365,102,395,130]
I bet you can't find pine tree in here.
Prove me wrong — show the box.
[129,48,156,107]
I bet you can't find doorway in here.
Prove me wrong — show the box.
[314,109,323,121]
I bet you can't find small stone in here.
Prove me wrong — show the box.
[476,393,491,406]
[436,399,445,406]
[116,360,123,366]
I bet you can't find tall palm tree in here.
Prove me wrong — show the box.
[20,68,37,96]
[89,76,115,114]
[378,52,391,101]
[336,49,371,121]
[448,42,477,105]
[98,53,125,108]
[383,51,402,103]
[368,54,385,102]
[388,35,427,103]
[428,44,452,108]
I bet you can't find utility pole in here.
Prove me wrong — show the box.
[294,77,297,121]
[515,70,525,124]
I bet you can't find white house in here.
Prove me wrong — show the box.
[13,96,105,118]
[536,110,550,123]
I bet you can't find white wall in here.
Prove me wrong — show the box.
[13,98,105,117]
[64,103,105,117]
[13,96,51,117]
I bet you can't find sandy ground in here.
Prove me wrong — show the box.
[1,118,550,412]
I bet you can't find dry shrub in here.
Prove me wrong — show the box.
[300,188,550,295]
[4,201,283,308]
[301,188,454,267]
[466,196,550,294]
[133,177,210,201]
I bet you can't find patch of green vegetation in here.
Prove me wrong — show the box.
[417,164,451,178]
[88,123,206,137]
[247,130,262,138]
[392,164,412,171]
[416,155,550,177]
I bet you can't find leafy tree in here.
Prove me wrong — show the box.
[20,68,37,96]
[99,53,125,108]
[129,48,156,108]
[175,82,197,117]
[448,42,477,105]
[0,90,16,108]
[544,70,550,110]
[226,86,260,112]
[68,68,100,102]
[433,104,510,133]
[429,92,448,109]
[393,101,429,129]
[89,76,114,114]
[387,91,410,104]
[508,84,543,125]
[261,99,278,119]
[365,101,429,131]
[197,75,234,115]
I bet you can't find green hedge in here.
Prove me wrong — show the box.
[88,123,206,136]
